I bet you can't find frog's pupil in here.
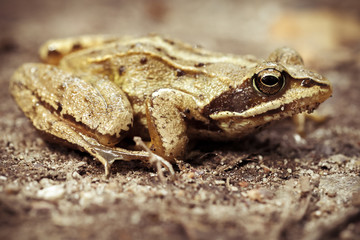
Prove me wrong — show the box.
[261,76,279,86]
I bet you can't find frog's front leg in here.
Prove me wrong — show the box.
[10,63,149,176]
[293,112,328,137]
[146,89,209,161]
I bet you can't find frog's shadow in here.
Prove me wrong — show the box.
[185,135,270,166]
[37,131,143,175]
[39,120,309,176]
[184,119,314,169]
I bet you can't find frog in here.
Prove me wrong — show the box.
[10,34,332,178]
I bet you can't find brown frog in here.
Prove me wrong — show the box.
[10,35,332,177]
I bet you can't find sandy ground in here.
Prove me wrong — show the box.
[0,0,359,239]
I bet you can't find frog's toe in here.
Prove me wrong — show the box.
[103,160,111,178]
[152,153,176,181]
[133,136,175,181]
[87,142,155,177]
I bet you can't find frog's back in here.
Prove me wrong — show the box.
[60,35,257,67]
[59,35,258,104]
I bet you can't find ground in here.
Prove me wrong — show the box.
[0,0,359,239]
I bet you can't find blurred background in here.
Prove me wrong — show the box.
[1,0,359,64]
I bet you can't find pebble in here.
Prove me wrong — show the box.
[326,189,337,198]
[72,171,82,180]
[314,210,322,217]
[0,176,7,181]
[300,176,312,194]
[37,185,65,201]
[4,183,20,194]
[214,180,225,185]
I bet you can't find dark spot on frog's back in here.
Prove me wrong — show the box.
[176,69,186,77]
[164,38,175,45]
[195,62,205,67]
[57,103,63,112]
[47,49,61,58]
[140,57,148,64]
[72,43,82,51]
[118,66,126,75]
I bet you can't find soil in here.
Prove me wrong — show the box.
[0,0,359,239]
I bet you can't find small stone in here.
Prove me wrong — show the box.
[247,188,273,202]
[130,212,141,225]
[39,178,53,187]
[314,210,322,217]
[352,191,360,207]
[261,165,271,173]
[300,176,312,194]
[326,189,337,198]
[72,171,82,180]
[238,181,249,188]
[4,183,20,194]
[186,172,195,179]
[156,189,168,197]
[0,176,7,181]
[214,180,225,185]
[247,189,263,201]
[31,201,55,212]
[37,185,65,201]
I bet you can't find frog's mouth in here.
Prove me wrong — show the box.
[209,83,332,120]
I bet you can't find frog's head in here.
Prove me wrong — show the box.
[204,47,332,137]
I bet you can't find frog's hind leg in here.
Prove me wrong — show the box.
[36,108,150,176]
[10,63,150,176]
[39,35,121,65]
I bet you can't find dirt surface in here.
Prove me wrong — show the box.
[1,0,360,239]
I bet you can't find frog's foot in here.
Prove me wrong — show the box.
[88,143,152,178]
[133,136,175,181]
[293,111,328,137]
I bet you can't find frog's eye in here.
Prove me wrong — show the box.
[252,69,285,95]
